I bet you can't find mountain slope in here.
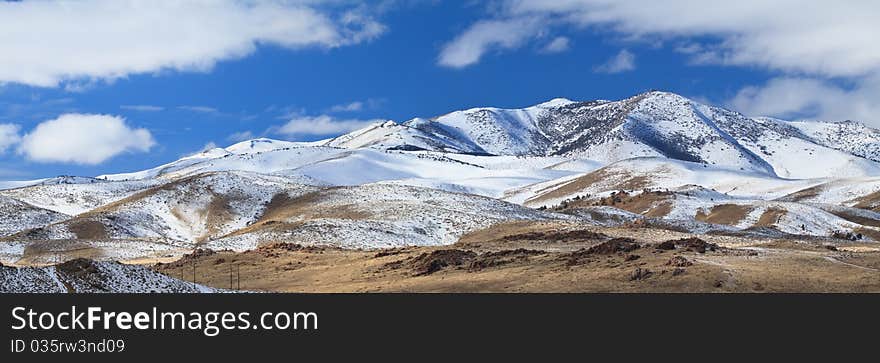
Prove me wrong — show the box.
[85,91,880,184]
[0,196,69,237]
[0,179,160,215]
[4,90,880,266]
[326,91,880,179]
[208,183,568,250]
[11,172,319,244]
[0,259,219,293]
[512,157,821,208]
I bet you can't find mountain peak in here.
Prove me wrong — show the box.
[534,97,576,108]
[225,138,298,154]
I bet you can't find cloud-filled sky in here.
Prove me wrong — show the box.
[1,0,879,180]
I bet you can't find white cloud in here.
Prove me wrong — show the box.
[178,106,220,114]
[0,0,386,88]
[121,105,164,112]
[201,142,219,151]
[277,115,383,136]
[0,124,21,153]
[541,37,570,53]
[443,1,880,124]
[438,17,544,68]
[594,49,635,74]
[227,131,255,142]
[329,101,364,113]
[496,1,880,78]
[729,77,880,126]
[18,114,155,164]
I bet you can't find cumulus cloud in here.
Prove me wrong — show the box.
[438,17,544,68]
[729,77,880,125]
[442,1,880,124]
[18,114,155,164]
[594,49,635,74]
[443,1,880,75]
[491,0,880,77]
[541,37,570,53]
[277,115,384,137]
[0,0,386,88]
[0,124,21,153]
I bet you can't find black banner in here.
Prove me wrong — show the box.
[1,294,877,360]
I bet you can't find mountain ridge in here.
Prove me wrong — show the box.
[4,90,880,266]
[151,91,880,180]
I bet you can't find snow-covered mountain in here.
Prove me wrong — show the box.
[323,91,880,179]
[3,90,880,266]
[84,92,880,183]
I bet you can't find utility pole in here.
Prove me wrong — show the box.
[192,259,196,288]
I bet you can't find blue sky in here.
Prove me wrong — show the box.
[1,1,878,180]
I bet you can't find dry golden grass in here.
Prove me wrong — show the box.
[755,207,787,227]
[853,190,880,212]
[696,204,753,226]
[152,221,880,293]
[526,168,650,205]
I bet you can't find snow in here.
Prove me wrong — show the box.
[534,98,576,108]
[0,261,222,293]
[225,138,304,154]
[777,176,880,206]
[208,183,570,250]
[0,196,68,237]
[0,179,160,215]
[790,120,880,162]
[4,91,880,267]
[519,157,823,209]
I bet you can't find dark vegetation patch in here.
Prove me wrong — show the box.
[56,258,103,292]
[467,249,544,272]
[666,255,693,267]
[255,243,327,258]
[831,231,864,241]
[408,250,477,276]
[383,249,545,276]
[548,189,675,218]
[57,258,99,277]
[623,254,640,262]
[500,229,607,242]
[630,267,653,281]
[671,268,686,276]
[563,238,641,266]
[374,248,409,258]
[161,248,217,268]
[655,238,718,253]
[585,238,640,254]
